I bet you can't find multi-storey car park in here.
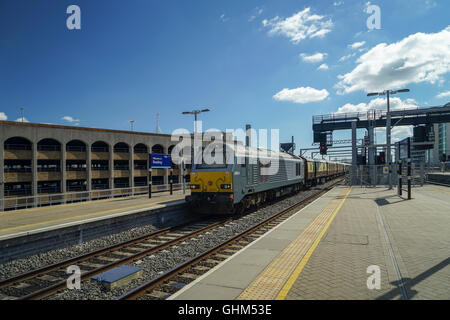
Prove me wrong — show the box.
[0,120,192,210]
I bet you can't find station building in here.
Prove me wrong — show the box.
[427,123,450,165]
[0,120,189,201]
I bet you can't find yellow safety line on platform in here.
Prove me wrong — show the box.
[236,186,352,300]
[276,187,352,300]
[0,196,185,234]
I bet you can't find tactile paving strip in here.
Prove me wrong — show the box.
[237,187,352,300]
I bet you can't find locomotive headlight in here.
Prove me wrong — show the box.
[220,184,232,190]
[190,184,200,190]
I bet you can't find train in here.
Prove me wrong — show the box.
[185,142,350,214]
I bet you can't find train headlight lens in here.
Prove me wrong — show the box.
[220,184,232,190]
[190,184,200,190]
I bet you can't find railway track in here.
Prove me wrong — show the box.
[0,217,232,300]
[118,178,343,300]
[0,178,343,300]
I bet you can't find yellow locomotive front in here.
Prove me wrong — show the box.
[185,145,236,214]
[187,169,235,214]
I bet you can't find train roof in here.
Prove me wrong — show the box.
[200,142,350,165]
[203,142,303,161]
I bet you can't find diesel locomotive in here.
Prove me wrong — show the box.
[185,142,349,214]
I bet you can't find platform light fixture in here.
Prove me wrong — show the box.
[182,108,210,134]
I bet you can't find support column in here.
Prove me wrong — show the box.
[420,162,424,186]
[368,126,376,186]
[130,147,134,192]
[109,146,114,191]
[163,168,169,187]
[62,144,67,203]
[87,143,92,198]
[146,154,150,187]
[386,91,392,189]
[351,121,357,185]
[0,142,4,211]
[32,142,38,207]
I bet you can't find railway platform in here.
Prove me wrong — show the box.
[169,184,450,300]
[426,172,450,185]
[0,190,193,263]
[0,190,189,241]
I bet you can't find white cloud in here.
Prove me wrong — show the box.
[425,0,437,9]
[436,91,450,99]
[333,1,344,6]
[336,26,450,94]
[336,97,418,142]
[220,14,229,22]
[249,7,264,22]
[262,8,333,44]
[273,86,329,104]
[15,117,29,123]
[376,126,413,143]
[62,116,80,123]
[318,64,329,70]
[0,112,7,120]
[300,52,327,63]
[336,97,419,113]
[348,41,366,49]
[338,52,357,62]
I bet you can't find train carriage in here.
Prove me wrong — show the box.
[186,142,349,215]
[187,142,305,214]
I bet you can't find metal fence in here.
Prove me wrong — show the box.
[349,163,426,187]
[0,183,188,211]
[426,162,450,173]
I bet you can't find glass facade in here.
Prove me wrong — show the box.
[438,124,447,160]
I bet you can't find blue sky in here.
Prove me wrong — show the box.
[1,0,449,153]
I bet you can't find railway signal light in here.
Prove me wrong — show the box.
[320,144,327,155]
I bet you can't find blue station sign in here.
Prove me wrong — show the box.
[150,154,172,169]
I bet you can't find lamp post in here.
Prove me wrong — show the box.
[367,89,410,189]
[182,108,210,134]
[182,108,210,170]
[129,120,135,131]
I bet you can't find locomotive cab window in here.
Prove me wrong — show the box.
[193,148,230,169]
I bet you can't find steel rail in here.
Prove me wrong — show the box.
[0,217,231,300]
[19,218,231,300]
[20,218,232,300]
[117,179,343,300]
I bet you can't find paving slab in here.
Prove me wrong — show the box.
[169,186,343,300]
[170,184,450,300]
[285,185,450,300]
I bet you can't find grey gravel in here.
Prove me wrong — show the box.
[0,181,336,300]
[0,224,159,280]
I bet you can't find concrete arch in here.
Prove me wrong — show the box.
[134,143,148,153]
[168,145,176,155]
[91,141,110,152]
[151,144,164,154]
[114,142,130,153]
[66,139,87,152]
[4,136,32,149]
[37,138,62,151]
